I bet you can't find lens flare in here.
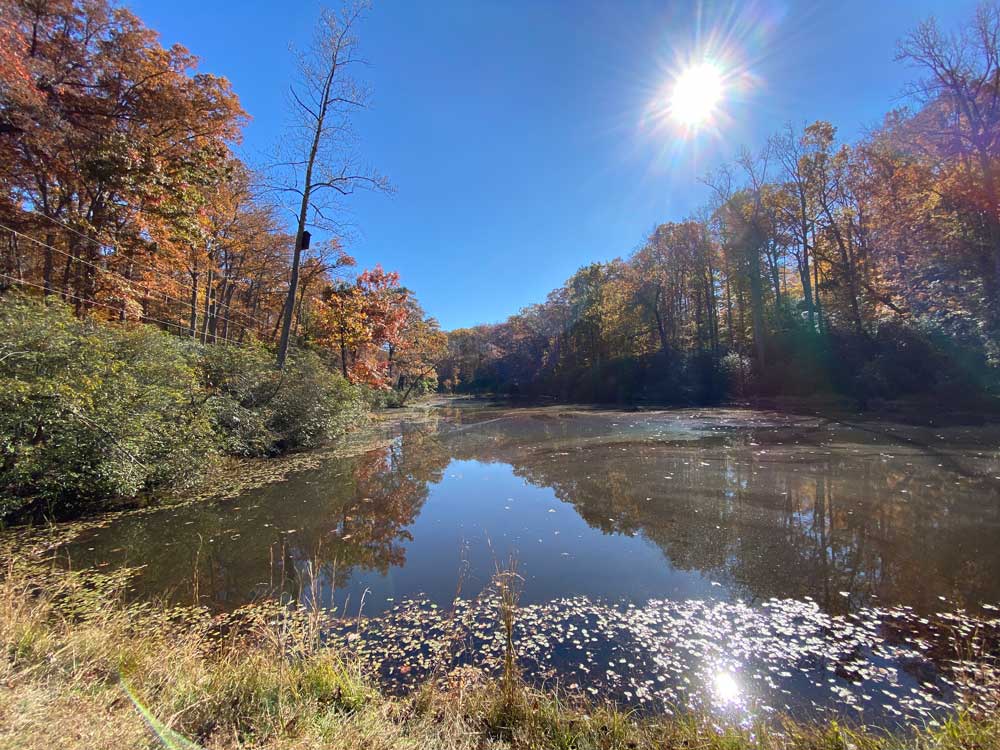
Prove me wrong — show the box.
[712,670,741,705]
[670,61,724,127]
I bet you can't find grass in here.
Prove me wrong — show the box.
[1,558,998,750]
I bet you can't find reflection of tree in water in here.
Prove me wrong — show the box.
[439,411,1000,613]
[69,407,1000,615]
[65,425,451,611]
[295,427,450,596]
[558,451,996,612]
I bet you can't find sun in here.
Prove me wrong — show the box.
[670,61,724,127]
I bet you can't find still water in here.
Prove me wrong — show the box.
[65,403,1000,725]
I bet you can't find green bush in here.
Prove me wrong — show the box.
[263,349,367,452]
[363,386,404,409]
[0,295,369,520]
[200,345,366,456]
[0,296,212,518]
[200,343,285,457]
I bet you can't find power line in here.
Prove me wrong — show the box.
[28,209,210,284]
[28,208,284,294]
[18,214,278,328]
[26,207,340,305]
[0,272,271,350]
[1,222,274,333]
[0,272,190,333]
[3,223,266,334]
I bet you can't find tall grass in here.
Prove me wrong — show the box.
[1,558,998,750]
[496,559,523,704]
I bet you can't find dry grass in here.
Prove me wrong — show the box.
[1,560,998,750]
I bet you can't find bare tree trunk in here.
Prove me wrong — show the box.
[749,258,766,366]
[208,275,227,342]
[339,329,349,378]
[294,278,310,336]
[42,232,55,295]
[399,365,435,405]
[60,235,74,304]
[188,268,199,337]
[220,283,237,341]
[798,192,815,329]
[200,266,213,344]
[725,265,734,348]
[278,25,345,369]
[813,243,824,333]
[277,5,386,367]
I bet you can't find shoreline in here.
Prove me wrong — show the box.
[2,556,998,750]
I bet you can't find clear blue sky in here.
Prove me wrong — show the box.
[130,0,973,330]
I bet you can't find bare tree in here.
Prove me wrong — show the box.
[273,1,391,369]
[772,123,819,330]
[897,3,1000,335]
[703,145,771,366]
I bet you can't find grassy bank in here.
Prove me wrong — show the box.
[2,555,997,750]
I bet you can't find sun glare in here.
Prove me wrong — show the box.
[712,671,741,705]
[670,61,724,127]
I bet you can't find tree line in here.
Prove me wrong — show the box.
[0,0,444,397]
[439,5,1000,407]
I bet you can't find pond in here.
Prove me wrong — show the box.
[63,403,1000,727]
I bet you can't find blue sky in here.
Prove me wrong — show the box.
[131,0,973,330]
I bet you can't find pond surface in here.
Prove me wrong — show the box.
[64,403,1000,726]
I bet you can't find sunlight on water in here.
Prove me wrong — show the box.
[713,671,741,705]
[61,405,1000,726]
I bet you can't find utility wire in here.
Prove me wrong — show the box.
[28,208,287,294]
[1,222,273,333]
[0,272,199,335]
[15,215,274,327]
[0,272,272,350]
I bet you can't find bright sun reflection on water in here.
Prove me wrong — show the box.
[713,670,741,705]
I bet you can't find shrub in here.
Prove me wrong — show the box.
[0,294,369,520]
[265,349,367,452]
[0,295,213,518]
[200,343,285,457]
[721,351,753,399]
[200,345,366,456]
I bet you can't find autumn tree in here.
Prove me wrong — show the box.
[390,302,447,404]
[313,265,410,386]
[897,3,1000,340]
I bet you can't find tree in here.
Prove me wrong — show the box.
[314,265,410,386]
[392,305,447,404]
[274,1,390,369]
[773,123,823,330]
[897,2,1000,340]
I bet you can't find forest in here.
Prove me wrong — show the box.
[0,0,444,518]
[438,11,1000,407]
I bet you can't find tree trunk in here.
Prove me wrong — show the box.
[278,46,344,369]
[42,233,54,295]
[188,268,199,337]
[797,190,815,329]
[200,266,213,344]
[339,329,349,378]
[747,232,767,367]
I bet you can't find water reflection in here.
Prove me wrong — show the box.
[65,406,1000,616]
[435,407,1000,614]
[66,426,450,610]
[712,671,742,708]
[712,672,740,705]
[57,405,1000,727]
